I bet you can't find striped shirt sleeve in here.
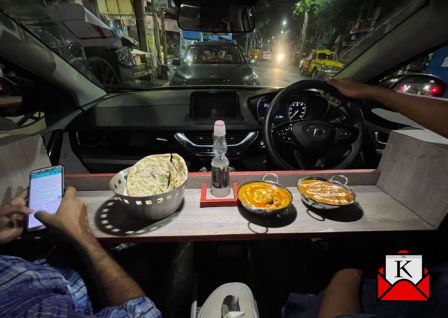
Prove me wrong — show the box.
[0,255,161,318]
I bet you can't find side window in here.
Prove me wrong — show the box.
[383,45,448,98]
[368,46,448,149]
[0,62,46,140]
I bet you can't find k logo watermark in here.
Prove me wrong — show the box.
[377,250,430,301]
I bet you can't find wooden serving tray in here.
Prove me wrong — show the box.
[66,169,434,243]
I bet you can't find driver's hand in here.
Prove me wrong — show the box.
[35,187,94,243]
[327,78,377,99]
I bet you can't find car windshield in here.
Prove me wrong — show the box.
[0,0,412,90]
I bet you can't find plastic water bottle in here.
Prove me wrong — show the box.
[211,120,230,197]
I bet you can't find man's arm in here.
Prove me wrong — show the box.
[36,187,145,306]
[318,268,363,318]
[71,231,145,306]
[328,79,448,138]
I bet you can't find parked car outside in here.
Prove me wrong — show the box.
[14,3,155,88]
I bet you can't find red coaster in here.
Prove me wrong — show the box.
[199,183,239,208]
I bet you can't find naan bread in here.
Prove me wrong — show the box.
[126,153,187,197]
[169,154,187,189]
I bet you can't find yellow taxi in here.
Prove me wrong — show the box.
[299,49,344,78]
[249,48,262,60]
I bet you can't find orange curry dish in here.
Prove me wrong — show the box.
[298,179,354,205]
[238,182,292,211]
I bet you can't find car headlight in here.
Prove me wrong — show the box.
[243,73,259,85]
[116,47,135,67]
[276,53,285,64]
[243,74,255,81]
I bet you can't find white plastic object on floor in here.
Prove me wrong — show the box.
[197,282,259,318]
[223,312,245,318]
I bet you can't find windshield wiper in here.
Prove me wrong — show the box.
[106,83,167,93]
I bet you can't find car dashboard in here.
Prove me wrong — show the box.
[68,87,347,172]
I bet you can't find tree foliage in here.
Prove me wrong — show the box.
[291,0,364,55]
[293,0,327,16]
[293,0,367,49]
[294,0,371,29]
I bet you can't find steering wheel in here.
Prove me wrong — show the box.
[263,80,364,170]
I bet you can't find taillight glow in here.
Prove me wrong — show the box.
[429,84,444,96]
[397,83,408,93]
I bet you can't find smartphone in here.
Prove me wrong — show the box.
[28,165,64,230]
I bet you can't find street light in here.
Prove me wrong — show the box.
[281,30,284,34]
[282,19,287,27]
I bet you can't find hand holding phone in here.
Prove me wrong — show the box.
[35,186,90,243]
[28,166,64,230]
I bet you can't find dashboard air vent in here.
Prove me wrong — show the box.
[183,132,250,146]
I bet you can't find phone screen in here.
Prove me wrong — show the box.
[28,166,63,230]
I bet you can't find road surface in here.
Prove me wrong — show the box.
[252,61,306,87]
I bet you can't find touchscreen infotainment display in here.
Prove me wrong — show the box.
[190,92,240,118]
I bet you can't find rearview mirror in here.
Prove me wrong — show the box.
[389,74,447,97]
[177,1,255,33]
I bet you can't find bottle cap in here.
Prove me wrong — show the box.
[214,120,226,136]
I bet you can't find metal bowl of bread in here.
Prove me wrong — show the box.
[297,175,355,210]
[237,173,293,216]
[110,153,188,220]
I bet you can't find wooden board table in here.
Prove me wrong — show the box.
[67,169,434,243]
